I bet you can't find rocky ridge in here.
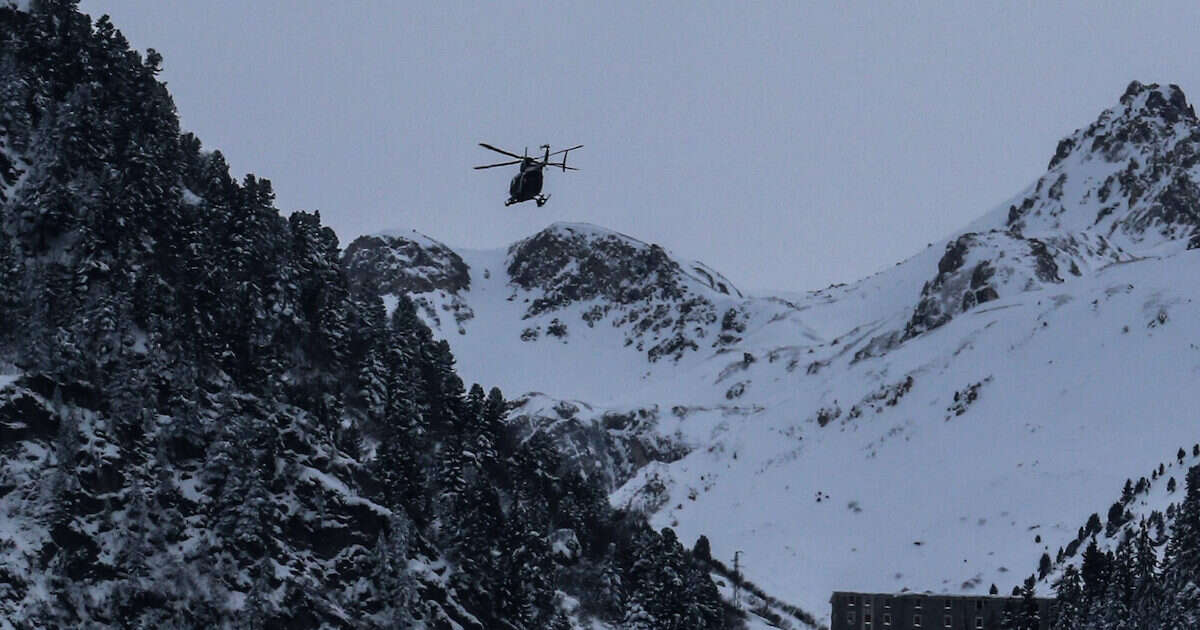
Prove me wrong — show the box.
[352,82,1200,620]
[894,81,1200,342]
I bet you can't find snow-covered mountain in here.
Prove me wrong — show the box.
[0,5,738,627]
[346,81,1200,623]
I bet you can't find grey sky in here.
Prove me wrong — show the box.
[77,1,1200,292]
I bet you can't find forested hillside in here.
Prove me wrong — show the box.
[0,2,732,628]
[1029,463,1200,629]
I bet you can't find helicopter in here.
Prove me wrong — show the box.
[475,143,582,207]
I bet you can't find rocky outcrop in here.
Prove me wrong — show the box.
[904,82,1200,340]
[1008,82,1200,247]
[342,232,470,296]
[904,232,1073,337]
[507,394,690,491]
[506,223,738,361]
[342,232,475,330]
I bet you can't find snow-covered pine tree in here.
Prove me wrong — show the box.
[1160,465,1200,628]
[1051,564,1084,630]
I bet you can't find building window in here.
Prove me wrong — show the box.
[865,614,873,624]
[914,599,922,610]
[848,611,856,624]
[884,599,891,609]
[914,614,922,627]
[944,614,952,627]
[883,613,892,626]
[945,600,953,610]
[850,596,857,607]
[865,601,872,609]
[976,599,984,610]
[976,617,984,629]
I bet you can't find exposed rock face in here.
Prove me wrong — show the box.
[507,223,723,313]
[342,232,470,295]
[507,394,690,491]
[1010,81,1200,246]
[905,232,1070,338]
[342,232,475,331]
[506,223,739,361]
[905,82,1200,339]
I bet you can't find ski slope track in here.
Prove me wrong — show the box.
[346,82,1200,624]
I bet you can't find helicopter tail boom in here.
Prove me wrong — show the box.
[547,144,581,172]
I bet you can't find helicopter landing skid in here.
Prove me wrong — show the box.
[503,194,550,207]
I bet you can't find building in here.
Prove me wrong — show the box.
[830,591,1056,630]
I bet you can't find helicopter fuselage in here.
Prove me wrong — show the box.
[507,159,545,206]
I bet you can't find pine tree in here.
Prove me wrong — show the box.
[693,534,713,564]
[1106,500,1129,536]
[1097,537,1135,629]
[1052,564,1084,630]
[596,546,625,618]
[1017,575,1041,630]
[369,514,418,628]
[1130,522,1161,628]
[1160,465,1200,628]
[483,385,512,455]
[1081,539,1111,605]
[241,558,274,630]
[1122,478,1135,504]
[349,292,390,416]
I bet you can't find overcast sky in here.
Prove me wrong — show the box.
[76,1,1200,292]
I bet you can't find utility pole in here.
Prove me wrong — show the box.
[733,550,744,611]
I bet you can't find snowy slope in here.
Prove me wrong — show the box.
[346,81,1200,624]
[1036,440,1200,590]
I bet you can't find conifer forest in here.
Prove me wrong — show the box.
[0,3,730,627]
[2,3,1200,630]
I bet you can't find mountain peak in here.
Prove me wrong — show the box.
[988,80,1200,253]
[509,222,740,296]
[1048,81,1197,170]
[1118,80,1193,123]
[902,82,1200,341]
[539,221,634,239]
[343,230,470,296]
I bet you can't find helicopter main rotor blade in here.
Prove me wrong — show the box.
[543,162,579,171]
[473,159,523,170]
[545,144,583,157]
[479,143,524,160]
